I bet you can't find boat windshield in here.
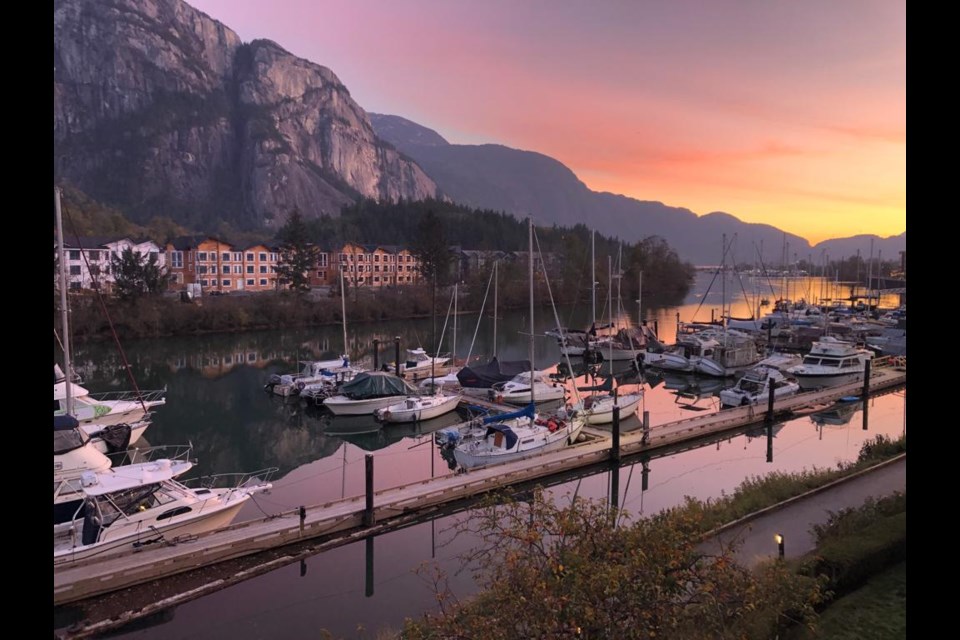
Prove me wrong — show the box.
[54,429,87,455]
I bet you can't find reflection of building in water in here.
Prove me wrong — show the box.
[167,348,286,378]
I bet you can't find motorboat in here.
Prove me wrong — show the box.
[54,460,275,567]
[265,356,357,397]
[689,331,762,377]
[719,365,800,408]
[54,379,165,427]
[392,348,450,377]
[374,390,462,423]
[786,337,873,390]
[489,370,566,405]
[322,371,420,416]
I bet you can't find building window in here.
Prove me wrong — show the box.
[222,266,230,274]
[198,252,208,262]
[69,282,81,290]
[233,252,242,262]
[318,254,328,267]
[269,253,278,262]
[247,266,254,274]
[260,279,267,286]
[233,265,242,274]
[222,252,230,261]
[68,250,80,261]
[201,279,209,287]
[247,279,255,286]
[259,252,267,261]
[246,253,254,261]
[198,265,208,275]
[172,251,183,268]
[89,250,100,261]
[222,279,231,287]
[69,265,81,275]
[375,265,380,272]
[374,254,380,263]
[374,276,380,283]
[260,266,267,274]
[319,271,326,279]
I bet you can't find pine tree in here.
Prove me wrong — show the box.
[111,247,170,300]
[274,209,319,293]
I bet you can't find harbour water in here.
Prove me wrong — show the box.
[55,274,905,638]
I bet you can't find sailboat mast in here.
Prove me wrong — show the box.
[608,255,613,367]
[340,267,348,359]
[55,186,73,415]
[591,230,596,326]
[493,260,498,359]
[528,218,535,405]
[453,283,458,365]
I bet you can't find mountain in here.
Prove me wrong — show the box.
[812,233,907,262]
[54,0,438,230]
[371,114,905,265]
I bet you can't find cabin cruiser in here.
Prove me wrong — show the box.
[54,459,274,567]
[786,337,873,390]
[719,365,800,408]
[391,348,450,377]
[265,356,359,397]
[54,380,165,427]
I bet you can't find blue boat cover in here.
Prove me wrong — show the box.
[484,423,518,449]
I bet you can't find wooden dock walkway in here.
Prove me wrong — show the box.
[54,365,905,606]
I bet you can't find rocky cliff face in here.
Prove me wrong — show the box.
[54,0,438,229]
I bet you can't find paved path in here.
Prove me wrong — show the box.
[702,456,906,567]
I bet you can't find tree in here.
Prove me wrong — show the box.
[403,490,824,639]
[274,209,319,293]
[110,247,170,301]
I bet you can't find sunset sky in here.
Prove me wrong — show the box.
[191,0,905,245]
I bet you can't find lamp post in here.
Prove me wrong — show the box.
[775,533,785,559]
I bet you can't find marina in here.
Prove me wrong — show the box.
[54,274,906,638]
[55,360,904,606]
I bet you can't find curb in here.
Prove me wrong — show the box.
[703,452,906,539]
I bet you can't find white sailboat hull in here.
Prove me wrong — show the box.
[453,421,583,469]
[580,393,643,425]
[375,394,462,423]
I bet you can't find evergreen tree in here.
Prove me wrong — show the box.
[412,209,452,287]
[274,209,319,293]
[110,247,170,301]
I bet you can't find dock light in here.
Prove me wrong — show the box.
[775,533,785,559]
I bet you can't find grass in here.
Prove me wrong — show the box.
[787,561,906,640]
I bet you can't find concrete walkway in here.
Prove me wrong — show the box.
[702,456,906,567]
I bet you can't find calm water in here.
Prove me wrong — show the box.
[56,274,905,638]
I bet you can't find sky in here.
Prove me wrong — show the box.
[190,0,905,245]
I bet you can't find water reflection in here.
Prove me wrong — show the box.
[56,275,905,638]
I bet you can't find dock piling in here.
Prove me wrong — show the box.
[364,455,375,526]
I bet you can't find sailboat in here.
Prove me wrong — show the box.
[375,285,462,423]
[54,187,159,452]
[452,219,584,469]
[267,269,360,398]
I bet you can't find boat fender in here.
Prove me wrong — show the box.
[547,419,559,432]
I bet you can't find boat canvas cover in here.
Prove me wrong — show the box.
[576,376,614,393]
[481,402,536,425]
[483,423,519,449]
[457,357,533,388]
[338,372,418,398]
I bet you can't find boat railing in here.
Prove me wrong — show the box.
[108,443,195,467]
[86,388,167,404]
[184,467,279,492]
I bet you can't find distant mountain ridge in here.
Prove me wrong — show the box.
[54,0,438,230]
[370,114,905,265]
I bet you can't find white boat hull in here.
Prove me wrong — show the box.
[453,421,583,469]
[794,370,865,391]
[376,394,462,423]
[323,395,407,415]
[580,393,643,425]
[54,491,250,567]
[644,351,693,372]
